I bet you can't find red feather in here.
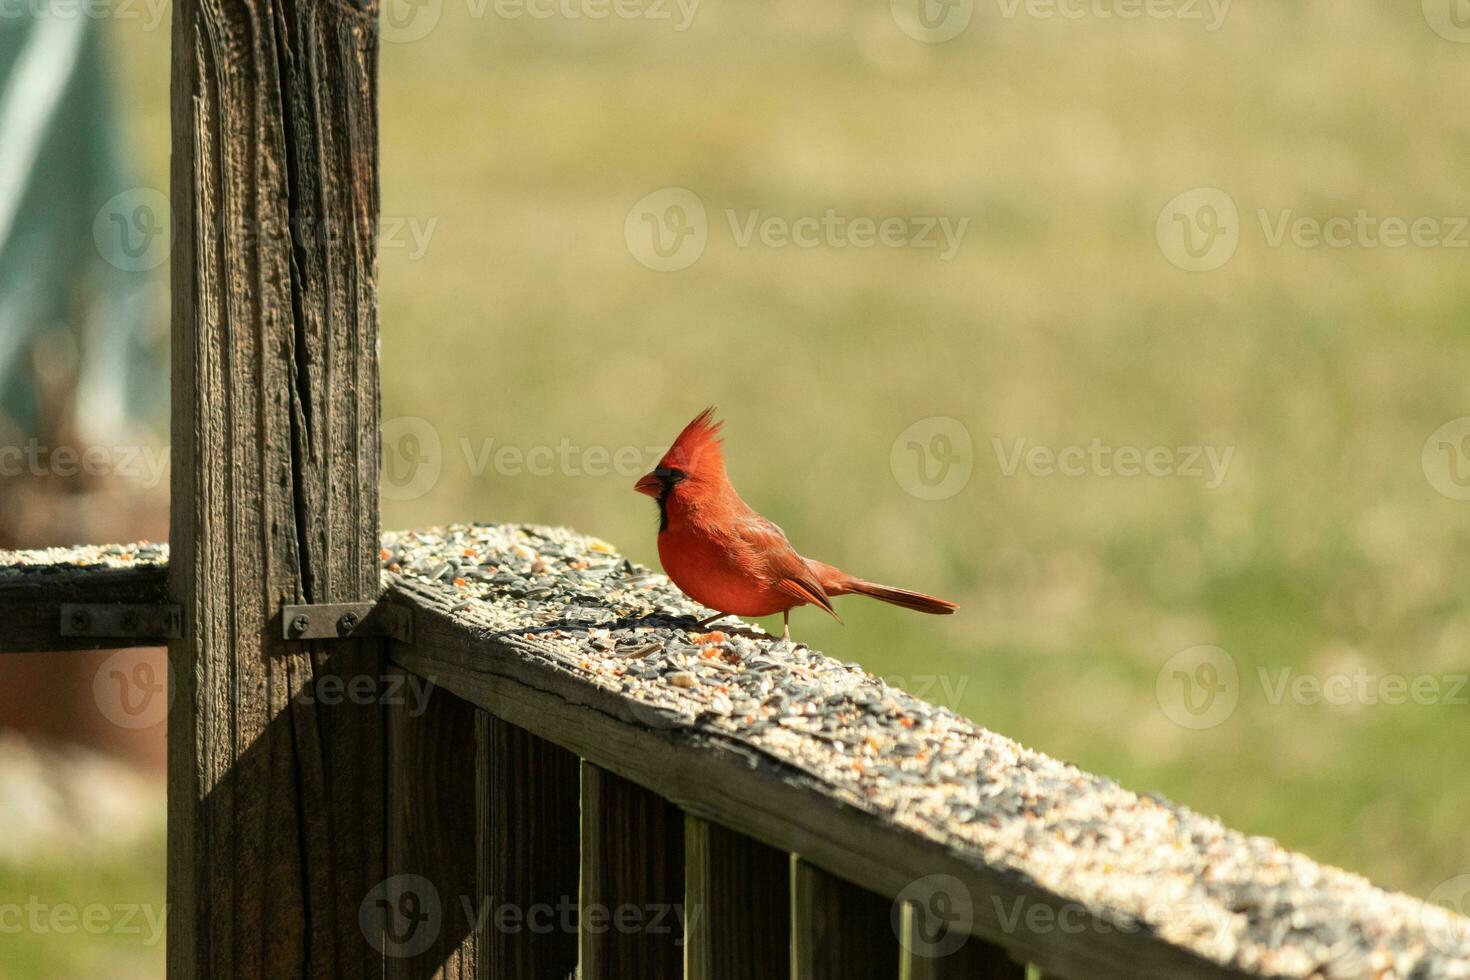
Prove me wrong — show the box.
[660,406,725,477]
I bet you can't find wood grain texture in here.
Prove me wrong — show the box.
[579,762,685,980]
[167,0,382,974]
[388,583,1249,980]
[792,858,900,980]
[685,815,791,980]
[387,673,479,979]
[477,713,580,980]
[0,555,168,652]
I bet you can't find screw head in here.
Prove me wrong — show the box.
[337,612,360,635]
[291,614,310,636]
[121,611,140,631]
[71,609,90,629]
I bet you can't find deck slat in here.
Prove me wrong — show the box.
[684,815,792,980]
[900,900,1029,980]
[792,858,901,980]
[387,675,481,979]
[477,713,580,980]
[579,762,686,980]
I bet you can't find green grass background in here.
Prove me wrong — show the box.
[17,2,1466,975]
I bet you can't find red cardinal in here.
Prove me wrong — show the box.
[635,408,956,640]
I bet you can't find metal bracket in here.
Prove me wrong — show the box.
[60,603,183,640]
[281,601,413,643]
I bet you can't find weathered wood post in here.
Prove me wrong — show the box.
[167,0,384,975]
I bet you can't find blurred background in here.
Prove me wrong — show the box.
[4,0,1470,974]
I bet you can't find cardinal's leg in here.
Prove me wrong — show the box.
[693,611,728,630]
[782,610,791,643]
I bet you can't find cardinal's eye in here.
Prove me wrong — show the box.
[654,466,687,484]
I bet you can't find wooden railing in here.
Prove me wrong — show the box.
[5,531,1468,979]
[1,0,1454,976]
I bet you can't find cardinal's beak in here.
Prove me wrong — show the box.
[634,472,661,497]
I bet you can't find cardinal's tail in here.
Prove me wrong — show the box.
[844,580,957,615]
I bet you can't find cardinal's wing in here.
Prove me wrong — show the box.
[731,515,839,619]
